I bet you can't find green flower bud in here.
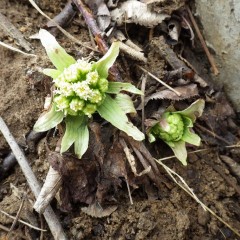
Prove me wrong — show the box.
[72,81,93,101]
[62,64,81,83]
[75,59,92,76]
[97,78,108,93]
[89,89,102,104]
[82,103,97,116]
[55,81,74,96]
[53,74,65,88]
[157,112,184,142]
[86,70,99,86]
[65,108,79,116]
[70,98,85,112]
[54,95,70,111]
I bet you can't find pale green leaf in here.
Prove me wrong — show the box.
[61,115,84,153]
[43,68,62,79]
[148,132,156,143]
[176,99,205,122]
[39,29,76,71]
[182,116,193,127]
[107,82,143,95]
[166,140,187,166]
[34,104,64,132]
[115,93,137,114]
[74,117,89,158]
[182,128,201,146]
[93,41,120,78]
[97,94,145,141]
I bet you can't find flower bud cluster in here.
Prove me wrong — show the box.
[53,59,108,117]
[151,112,184,142]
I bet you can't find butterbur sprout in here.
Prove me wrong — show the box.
[147,99,205,166]
[34,29,144,158]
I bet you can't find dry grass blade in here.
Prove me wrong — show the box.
[186,6,219,75]
[138,65,181,96]
[0,210,46,232]
[155,159,240,238]
[0,41,36,57]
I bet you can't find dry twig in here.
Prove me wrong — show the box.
[0,12,32,51]
[186,6,219,75]
[0,117,67,240]
[72,0,123,82]
[138,65,181,96]
[0,210,46,232]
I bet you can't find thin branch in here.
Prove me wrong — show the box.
[8,194,26,235]
[28,0,96,52]
[138,65,181,96]
[0,210,46,232]
[0,223,10,232]
[0,117,67,240]
[72,0,123,82]
[186,6,219,75]
[0,41,36,57]
[195,123,230,145]
[0,12,32,51]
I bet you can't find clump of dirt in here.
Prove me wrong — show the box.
[1,1,240,240]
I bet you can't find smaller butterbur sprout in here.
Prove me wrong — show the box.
[147,99,205,166]
[34,29,144,159]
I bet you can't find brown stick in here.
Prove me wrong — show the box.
[47,1,76,36]
[195,123,230,145]
[186,6,219,76]
[72,0,122,82]
[0,13,32,52]
[0,117,67,240]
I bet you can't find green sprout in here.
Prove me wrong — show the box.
[34,29,144,158]
[147,99,205,165]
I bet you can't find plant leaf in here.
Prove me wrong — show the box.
[166,140,187,166]
[61,115,84,153]
[39,29,76,71]
[115,93,137,114]
[74,116,89,158]
[43,68,62,79]
[97,94,145,141]
[93,41,120,78]
[107,82,143,95]
[148,132,156,143]
[176,99,205,122]
[182,128,201,146]
[182,116,193,128]
[34,104,64,132]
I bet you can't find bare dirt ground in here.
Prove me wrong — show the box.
[1,0,240,239]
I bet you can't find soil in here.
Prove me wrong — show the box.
[1,0,240,240]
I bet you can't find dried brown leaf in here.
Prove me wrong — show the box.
[81,203,117,218]
[144,84,199,106]
[110,0,170,27]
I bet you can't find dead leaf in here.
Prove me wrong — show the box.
[59,155,98,211]
[110,0,170,27]
[96,140,128,203]
[144,84,199,106]
[81,202,117,218]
